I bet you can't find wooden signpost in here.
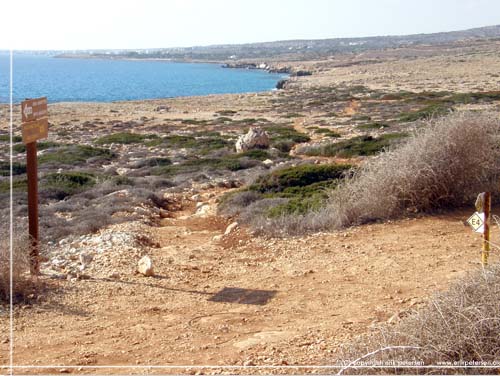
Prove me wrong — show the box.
[468,192,491,267]
[21,97,48,276]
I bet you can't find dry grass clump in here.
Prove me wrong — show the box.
[335,264,500,374]
[330,111,500,227]
[0,226,31,302]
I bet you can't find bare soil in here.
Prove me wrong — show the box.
[1,39,500,375]
[1,201,490,374]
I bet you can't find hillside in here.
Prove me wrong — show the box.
[54,24,500,62]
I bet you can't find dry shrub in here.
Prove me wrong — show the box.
[248,206,338,236]
[330,111,500,227]
[335,264,500,374]
[0,226,31,302]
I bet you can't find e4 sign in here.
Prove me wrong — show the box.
[467,212,485,233]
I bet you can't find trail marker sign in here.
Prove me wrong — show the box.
[21,97,48,144]
[21,96,49,275]
[21,118,48,144]
[467,212,485,233]
[21,97,48,122]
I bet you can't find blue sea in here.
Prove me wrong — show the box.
[0,53,286,103]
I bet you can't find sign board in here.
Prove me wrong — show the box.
[21,97,48,123]
[467,212,485,233]
[22,118,49,144]
[20,96,49,275]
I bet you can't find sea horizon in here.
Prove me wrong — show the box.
[0,53,287,104]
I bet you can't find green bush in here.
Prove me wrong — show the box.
[301,133,407,158]
[219,163,351,221]
[0,162,26,176]
[38,145,115,165]
[135,157,172,168]
[272,140,296,153]
[0,135,22,142]
[13,141,63,154]
[232,149,271,160]
[0,178,27,193]
[314,128,341,137]
[249,164,350,193]
[161,134,232,153]
[266,126,310,143]
[154,157,249,176]
[95,132,158,145]
[399,104,451,122]
[266,180,342,216]
[41,172,96,199]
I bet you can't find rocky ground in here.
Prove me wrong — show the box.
[1,39,500,374]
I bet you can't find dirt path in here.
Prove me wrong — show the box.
[1,201,491,374]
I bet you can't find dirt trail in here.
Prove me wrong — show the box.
[1,199,492,374]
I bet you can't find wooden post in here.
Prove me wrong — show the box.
[21,97,48,276]
[482,192,491,267]
[26,141,40,275]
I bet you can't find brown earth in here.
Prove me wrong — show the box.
[1,200,492,374]
[1,39,500,375]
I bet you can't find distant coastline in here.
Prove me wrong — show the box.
[55,53,293,75]
[0,54,287,103]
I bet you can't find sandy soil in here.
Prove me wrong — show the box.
[1,39,500,374]
[1,201,491,374]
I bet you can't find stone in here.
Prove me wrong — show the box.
[155,105,170,112]
[262,159,274,166]
[212,235,223,242]
[79,253,93,270]
[137,255,154,277]
[195,204,212,217]
[159,209,170,218]
[224,222,239,236]
[116,168,129,176]
[196,202,207,209]
[235,127,269,153]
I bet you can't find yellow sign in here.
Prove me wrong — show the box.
[467,212,485,233]
[21,118,48,144]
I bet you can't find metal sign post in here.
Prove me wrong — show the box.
[21,97,48,276]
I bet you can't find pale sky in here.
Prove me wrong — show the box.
[2,0,500,50]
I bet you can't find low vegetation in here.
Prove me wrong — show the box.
[219,163,350,219]
[41,172,97,200]
[398,103,451,122]
[222,111,500,236]
[0,227,31,302]
[263,125,311,152]
[336,264,500,374]
[38,145,115,166]
[95,132,158,145]
[299,133,407,158]
[330,111,500,227]
[314,128,341,137]
[0,161,26,176]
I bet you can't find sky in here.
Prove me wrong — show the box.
[1,0,500,50]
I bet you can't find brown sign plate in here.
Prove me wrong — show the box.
[21,97,48,123]
[22,118,48,144]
